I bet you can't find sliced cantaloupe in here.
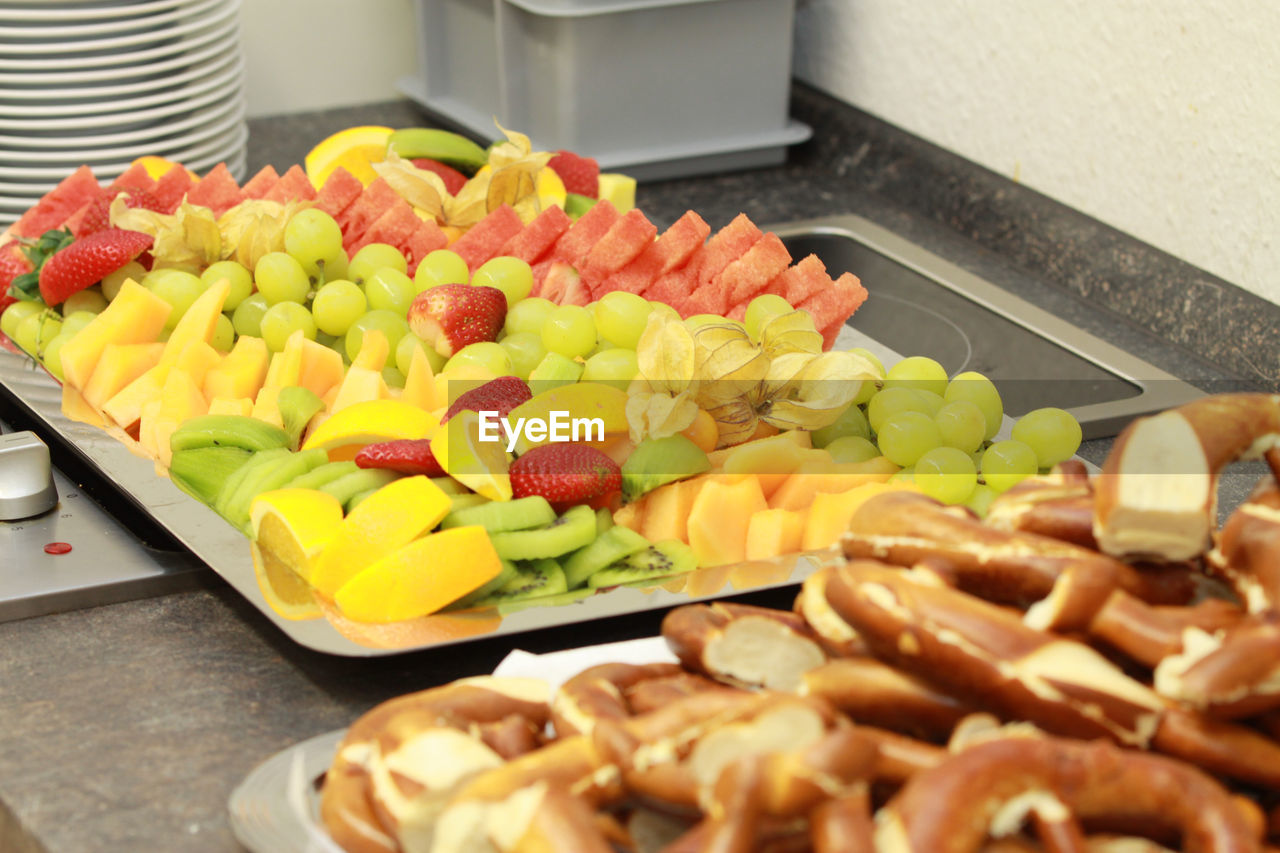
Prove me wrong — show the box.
[137,398,164,462]
[745,507,807,561]
[801,482,918,551]
[80,342,165,412]
[769,455,899,512]
[639,476,704,543]
[101,339,221,431]
[400,344,440,411]
[61,382,105,429]
[148,368,209,468]
[252,332,308,427]
[686,475,768,567]
[298,338,345,400]
[612,499,645,533]
[203,335,270,402]
[328,365,390,414]
[157,278,229,367]
[706,427,811,469]
[59,279,171,390]
[207,396,255,417]
[719,435,812,499]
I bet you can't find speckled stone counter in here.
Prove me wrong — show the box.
[1,82,1276,852]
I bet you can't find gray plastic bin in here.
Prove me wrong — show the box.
[398,0,811,181]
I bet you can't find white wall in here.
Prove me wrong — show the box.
[793,0,1280,305]
[240,0,416,118]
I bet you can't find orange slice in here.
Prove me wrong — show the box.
[308,475,453,598]
[248,488,345,620]
[251,542,323,621]
[333,525,502,622]
[304,125,393,188]
[302,398,439,453]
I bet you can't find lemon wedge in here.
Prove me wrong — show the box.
[248,488,345,619]
[429,409,512,501]
[302,398,439,452]
[305,125,394,188]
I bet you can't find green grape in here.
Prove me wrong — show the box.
[59,310,97,337]
[382,365,406,389]
[499,331,547,380]
[825,436,882,464]
[964,483,998,517]
[14,312,61,358]
[254,252,311,305]
[934,399,987,453]
[648,301,680,321]
[101,260,146,301]
[210,313,235,352]
[445,341,513,376]
[144,269,204,330]
[201,260,254,311]
[876,410,943,467]
[743,294,793,340]
[883,355,949,397]
[345,309,409,362]
[849,347,886,404]
[364,268,416,316]
[684,313,728,332]
[980,439,1039,493]
[911,390,945,416]
[312,280,368,337]
[504,297,557,336]
[541,305,596,359]
[1011,407,1083,468]
[581,348,639,392]
[889,466,916,484]
[349,243,407,285]
[594,291,653,350]
[867,387,936,434]
[394,333,437,377]
[40,331,73,380]
[231,292,270,338]
[316,331,343,354]
[472,256,533,307]
[260,301,317,352]
[414,249,469,291]
[810,402,872,448]
[914,446,978,504]
[2,301,46,340]
[284,208,345,280]
[61,287,108,315]
[321,249,350,285]
[945,371,1004,441]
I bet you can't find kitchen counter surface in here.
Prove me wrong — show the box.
[1,83,1275,852]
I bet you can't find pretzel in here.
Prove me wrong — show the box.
[319,676,551,853]
[876,734,1264,853]
[841,491,1193,607]
[793,566,868,657]
[985,460,1098,549]
[798,657,975,742]
[1094,393,1280,562]
[1208,473,1280,614]
[662,602,828,691]
[550,662,688,738]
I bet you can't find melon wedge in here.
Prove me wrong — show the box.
[59,279,170,391]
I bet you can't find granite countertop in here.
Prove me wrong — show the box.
[2,83,1276,852]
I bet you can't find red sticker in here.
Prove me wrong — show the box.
[43,542,72,555]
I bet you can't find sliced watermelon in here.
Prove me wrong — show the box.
[550,200,619,266]
[530,258,556,298]
[682,281,729,316]
[450,204,525,272]
[315,167,364,219]
[150,167,194,213]
[337,178,401,253]
[688,213,762,290]
[799,271,869,349]
[726,302,748,322]
[498,204,572,265]
[579,208,658,297]
[604,210,710,296]
[11,166,103,239]
[716,232,792,307]
[186,163,244,216]
[350,201,423,258]
[645,268,697,314]
[265,164,317,203]
[106,162,155,194]
[61,198,100,237]
[539,260,581,304]
[404,219,449,273]
[764,254,834,306]
[240,165,280,199]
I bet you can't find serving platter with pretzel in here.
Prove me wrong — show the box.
[235,392,1280,852]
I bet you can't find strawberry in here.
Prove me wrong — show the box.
[443,376,532,423]
[411,158,469,195]
[547,150,600,199]
[354,439,445,477]
[407,283,507,357]
[76,187,164,238]
[0,241,34,313]
[509,443,622,513]
[37,228,153,306]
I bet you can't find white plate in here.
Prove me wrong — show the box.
[0,51,239,118]
[0,0,192,23]
[0,7,237,82]
[0,0,238,70]
[0,45,233,102]
[0,62,243,135]
[0,0,221,45]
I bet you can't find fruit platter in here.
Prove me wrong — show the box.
[0,124,1088,656]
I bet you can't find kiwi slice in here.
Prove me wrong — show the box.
[595,506,615,536]
[441,495,556,533]
[588,539,698,590]
[345,486,382,512]
[621,434,711,502]
[472,558,568,606]
[319,468,400,508]
[447,493,490,515]
[284,460,359,492]
[445,559,521,611]
[430,476,469,495]
[563,526,651,589]
[490,504,597,561]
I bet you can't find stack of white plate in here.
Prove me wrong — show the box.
[0,0,247,225]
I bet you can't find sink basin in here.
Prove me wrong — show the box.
[771,215,1203,440]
